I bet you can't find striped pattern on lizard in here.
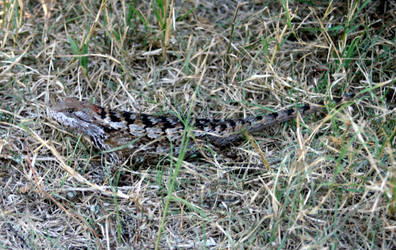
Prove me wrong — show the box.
[47,94,354,163]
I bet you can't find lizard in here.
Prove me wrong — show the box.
[47,93,355,164]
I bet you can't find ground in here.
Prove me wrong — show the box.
[0,0,395,249]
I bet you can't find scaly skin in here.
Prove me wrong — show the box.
[47,94,354,163]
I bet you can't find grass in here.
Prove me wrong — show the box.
[0,0,395,249]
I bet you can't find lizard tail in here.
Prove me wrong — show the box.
[207,93,355,148]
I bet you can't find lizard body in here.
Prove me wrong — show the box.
[48,94,354,163]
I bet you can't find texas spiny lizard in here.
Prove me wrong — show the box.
[47,94,354,163]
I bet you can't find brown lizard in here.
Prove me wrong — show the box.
[47,94,354,163]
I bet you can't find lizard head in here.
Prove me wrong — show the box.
[48,97,97,126]
[47,97,107,139]
[47,97,117,159]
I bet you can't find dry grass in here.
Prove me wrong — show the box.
[1,0,395,249]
